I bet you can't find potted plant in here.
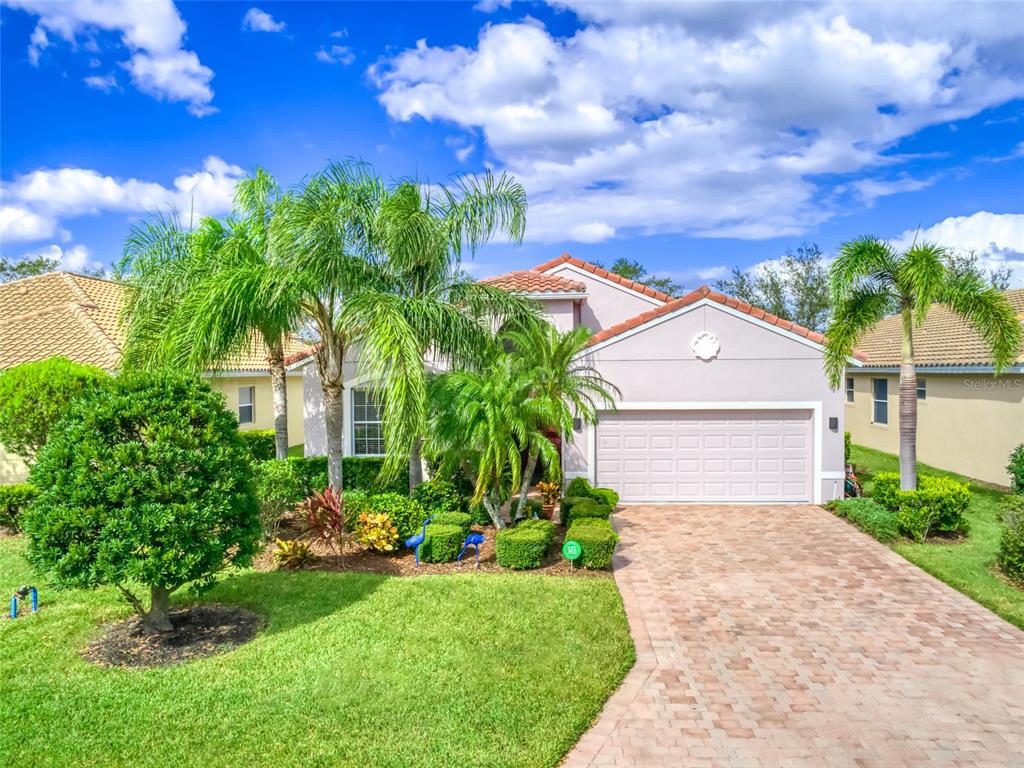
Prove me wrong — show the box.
[538,481,560,519]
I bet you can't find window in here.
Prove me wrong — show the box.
[352,389,385,456]
[917,377,926,400]
[846,377,855,403]
[238,386,255,425]
[872,378,888,425]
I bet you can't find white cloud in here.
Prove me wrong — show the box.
[242,8,285,33]
[3,0,216,116]
[16,242,101,273]
[567,222,615,243]
[83,73,117,92]
[0,205,57,242]
[315,45,355,66]
[372,4,1024,243]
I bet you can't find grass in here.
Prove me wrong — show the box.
[850,444,1024,630]
[0,538,633,768]
[288,444,304,457]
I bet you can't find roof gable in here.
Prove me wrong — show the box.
[479,270,586,295]
[533,253,672,303]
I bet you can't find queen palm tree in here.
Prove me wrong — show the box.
[504,322,620,519]
[824,236,1021,490]
[120,169,298,459]
[338,172,537,488]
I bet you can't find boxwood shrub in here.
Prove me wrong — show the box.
[998,495,1024,581]
[468,504,492,527]
[429,511,472,536]
[835,497,899,542]
[287,456,409,497]
[368,493,428,540]
[411,478,465,515]
[495,519,556,570]
[590,488,619,508]
[0,483,37,531]
[565,498,612,527]
[240,429,276,461]
[871,472,902,510]
[565,476,593,498]
[565,520,619,570]
[418,523,464,563]
[894,476,971,541]
[559,496,588,523]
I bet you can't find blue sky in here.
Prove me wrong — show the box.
[2,0,1023,286]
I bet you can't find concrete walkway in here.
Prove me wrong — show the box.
[564,505,1024,768]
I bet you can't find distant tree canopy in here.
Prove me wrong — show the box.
[592,257,684,298]
[714,243,831,332]
[1,254,105,283]
[947,250,1013,292]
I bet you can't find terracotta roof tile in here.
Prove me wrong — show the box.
[533,253,674,302]
[857,288,1024,367]
[479,270,586,294]
[0,272,307,372]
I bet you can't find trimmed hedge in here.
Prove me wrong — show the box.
[495,519,556,570]
[287,456,409,497]
[565,498,612,527]
[468,504,492,527]
[565,519,619,570]
[240,429,276,461]
[565,476,593,498]
[0,483,37,531]
[590,488,619,508]
[412,478,465,515]
[895,476,971,541]
[872,472,901,510]
[998,495,1024,581]
[559,496,588,522]
[418,523,465,563]
[430,511,472,536]
[835,497,899,542]
[367,493,428,540]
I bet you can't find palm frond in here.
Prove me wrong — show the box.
[940,270,1023,372]
[823,287,892,388]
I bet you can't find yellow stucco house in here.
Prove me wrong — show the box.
[0,271,308,484]
[846,288,1024,487]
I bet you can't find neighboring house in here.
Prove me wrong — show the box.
[0,272,308,483]
[294,254,854,504]
[845,289,1024,487]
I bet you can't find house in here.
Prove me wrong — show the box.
[845,289,1024,487]
[293,254,854,504]
[0,272,308,483]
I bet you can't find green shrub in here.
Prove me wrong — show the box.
[289,456,328,495]
[565,476,593,498]
[835,497,899,542]
[844,431,851,463]
[253,459,304,539]
[287,456,409,497]
[559,496,588,523]
[872,472,901,510]
[517,498,543,520]
[565,498,612,526]
[468,504,492,527]
[1008,443,1024,494]
[240,429,276,461]
[274,538,314,569]
[0,483,37,531]
[998,496,1024,581]
[429,511,472,536]
[568,517,612,530]
[894,476,971,540]
[354,512,400,552]
[565,522,619,570]
[896,504,938,543]
[369,493,427,540]
[412,478,465,514]
[23,371,261,632]
[495,520,555,570]
[341,490,372,530]
[590,487,619,508]
[418,523,464,563]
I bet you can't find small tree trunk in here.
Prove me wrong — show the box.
[408,438,424,492]
[144,587,174,633]
[317,337,346,493]
[269,344,289,460]
[513,451,538,521]
[482,494,506,530]
[899,306,918,491]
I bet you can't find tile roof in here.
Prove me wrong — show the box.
[533,253,674,302]
[855,288,1024,367]
[0,272,307,372]
[479,270,587,294]
[583,284,867,360]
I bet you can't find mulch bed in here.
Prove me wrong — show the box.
[257,518,612,579]
[83,604,264,669]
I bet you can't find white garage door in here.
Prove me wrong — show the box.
[595,410,814,503]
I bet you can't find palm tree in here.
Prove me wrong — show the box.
[119,169,298,459]
[427,356,559,529]
[824,237,1022,490]
[504,322,620,519]
[339,171,536,488]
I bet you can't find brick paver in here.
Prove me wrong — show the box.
[564,505,1024,768]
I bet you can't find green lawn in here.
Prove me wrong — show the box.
[850,444,1023,630]
[0,538,633,768]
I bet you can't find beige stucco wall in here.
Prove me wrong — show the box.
[546,264,663,332]
[0,444,29,484]
[846,372,1024,486]
[208,373,305,448]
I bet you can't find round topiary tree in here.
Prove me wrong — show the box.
[23,371,261,632]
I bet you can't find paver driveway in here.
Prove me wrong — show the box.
[564,505,1024,768]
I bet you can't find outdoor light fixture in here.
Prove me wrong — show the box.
[573,417,583,432]
[828,417,839,431]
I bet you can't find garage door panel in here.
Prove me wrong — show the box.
[596,409,813,503]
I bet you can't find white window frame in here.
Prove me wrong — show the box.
[351,388,385,457]
[845,376,855,404]
[917,377,926,400]
[872,378,888,425]
[238,386,255,425]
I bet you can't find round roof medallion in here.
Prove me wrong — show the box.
[692,332,720,361]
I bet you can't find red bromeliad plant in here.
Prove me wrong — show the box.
[299,488,349,565]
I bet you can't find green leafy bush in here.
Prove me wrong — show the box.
[253,459,304,540]
[369,493,427,540]
[418,523,464,563]
[896,504,938,543]
[559,496,589,524]
[287,456,409,497]
[872,472,901,510]
[835,498,899,542]
[894,476,971,540]
[240,429,276,461]
[997,496,1024,581]
[520,498,543,519]
[412,478,465,514]
[844,431,851,463]
[0,357,108,461]
[341,490,372,530]
[565,476,593,498]
[274,538,314,569]
[0,483,37,531]
[23,371,261,632]
[565,498,612,526]
[590,487,619,508]
[354,512,400,552]
[1008,443,1024,494]
[565,521,619,570]
[468,504,492,527]
[429,511,472,536]
[495,520,555,570]
[569,517,613,530]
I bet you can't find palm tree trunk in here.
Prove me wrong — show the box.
[408,438,424,492]
[482,493,506,530]
[899,306,917,491]
[317,336,346,493]
[513,451,538,521]
[269,343,289,460]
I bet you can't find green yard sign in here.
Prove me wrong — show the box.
[562,540,582,560]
